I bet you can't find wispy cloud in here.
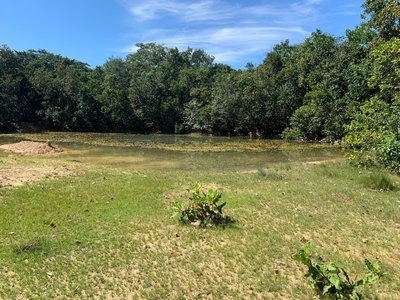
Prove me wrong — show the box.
[118,0,343,68]
[126,0,234,22]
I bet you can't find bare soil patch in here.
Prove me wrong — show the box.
[0,141,72,187]
[0,141,63,155]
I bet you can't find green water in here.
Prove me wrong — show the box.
[0,134,343,172]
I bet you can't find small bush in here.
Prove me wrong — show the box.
[171,183,231,227]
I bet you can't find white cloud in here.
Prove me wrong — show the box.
[119,0,326,67]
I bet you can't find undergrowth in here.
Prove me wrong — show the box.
[360,171,397,191]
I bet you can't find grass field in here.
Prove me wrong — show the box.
[0,151,399,299]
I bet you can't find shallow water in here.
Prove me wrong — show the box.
[0,134,343,172]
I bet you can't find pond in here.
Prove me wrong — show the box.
[0,133,343,172]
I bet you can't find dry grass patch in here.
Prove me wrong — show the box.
[0,166,75,187]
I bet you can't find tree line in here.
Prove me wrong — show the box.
[0,0,399,171]
[0,31,372,138]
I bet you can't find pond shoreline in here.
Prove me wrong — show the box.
[0,133,343,172]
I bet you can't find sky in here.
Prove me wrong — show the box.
[1,0,365,69]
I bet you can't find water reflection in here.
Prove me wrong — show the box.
[103,134,239,144]
[57,142,342,172]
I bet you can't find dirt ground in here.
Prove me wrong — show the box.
[0,141,74,187]
[0,141,64,155]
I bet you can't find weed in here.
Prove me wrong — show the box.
[292,243,383,299]
[360,171,396,191]
[257,168,267,177]
[257,168,284,180]
[13,237,44,254]
[171,183,232,227]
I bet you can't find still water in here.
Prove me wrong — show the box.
[0,134,343,172]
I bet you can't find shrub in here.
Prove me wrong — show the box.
[170,183,231,227]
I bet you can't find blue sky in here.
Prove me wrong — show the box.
[1,0,365,69]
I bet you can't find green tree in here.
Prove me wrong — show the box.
[209,69,242,134]
[24,51,93,130]
[0,45,22,123]
[284,29,374,141]
[127,43,216,133]
[344,0,400,172]
[257,40,303,135]
[128,44,180,132]
[97,57,134,131]
[282,31,340,140]
[344,38,400,172]
[362,0,400,41]
[368,37,400,103]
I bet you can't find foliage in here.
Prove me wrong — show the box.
[292,243,383,299]
[0,29,372,138]
[171,183,230,227]
[344,98,387,168]
[344,38,400,173]
[209,69,243,134]
[362,0,400,41]
[284,28,373,142]
[0,26,377,139]
[368,37,400,103]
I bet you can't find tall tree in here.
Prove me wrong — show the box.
[0,45,23,123]
[284,28,374,141]
[127,43,216,133]
[210,69,242,134]
[344,0,400,172]
[97,57,134,131]
[362,0,400,41]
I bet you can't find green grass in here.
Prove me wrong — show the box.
[0,153,399,299]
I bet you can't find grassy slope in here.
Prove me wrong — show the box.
[0,153,399,299]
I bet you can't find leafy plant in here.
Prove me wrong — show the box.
[171,183,230,227]
[292,243,383,299]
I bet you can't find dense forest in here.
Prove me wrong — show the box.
[1,0,399,172]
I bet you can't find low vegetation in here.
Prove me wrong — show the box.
[0,150,399,299]
[293,243,383,299]
[171,183,232,227]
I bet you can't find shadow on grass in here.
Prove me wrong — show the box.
[178,215,238,230]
